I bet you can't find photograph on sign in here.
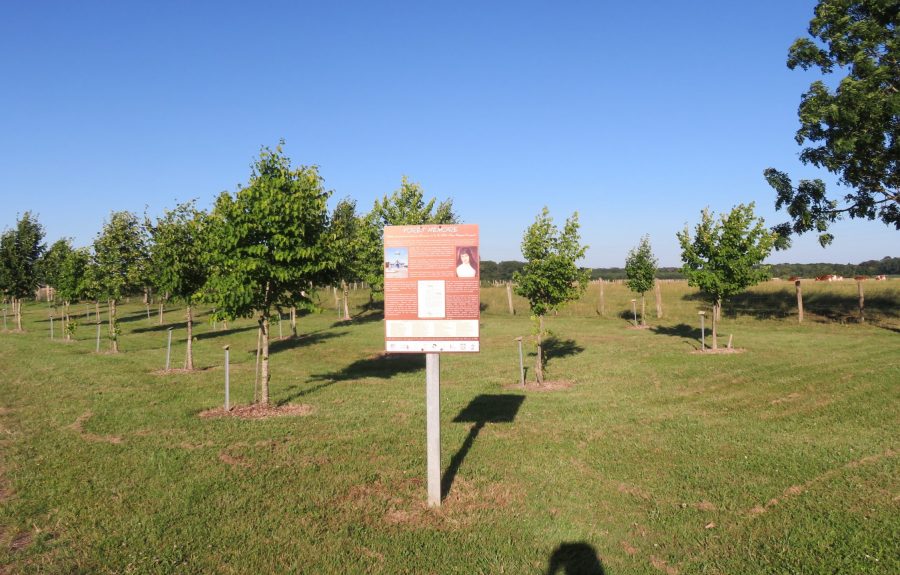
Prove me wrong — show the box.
[384,225,480,353]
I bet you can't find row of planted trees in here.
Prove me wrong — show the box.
[0,143,458,404]
[3,141,779,394]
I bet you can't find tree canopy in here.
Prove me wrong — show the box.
[0,212,46,301]
[766,0,899,247]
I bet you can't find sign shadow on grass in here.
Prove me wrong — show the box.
[545,542,605,575]
[442,394,525,499]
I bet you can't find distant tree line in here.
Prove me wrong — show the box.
[480,257,899,283]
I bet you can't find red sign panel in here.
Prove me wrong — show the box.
[384,224,480,353]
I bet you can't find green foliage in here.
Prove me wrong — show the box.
[146,201,209,304]
[92,211,148,300]
[677,203,777,304]
[766,0,899,246]
[514,208,590,317]
[329,198,366,285]
[56,248,91,304]
[361,176,459,294]
[370,176,457,227]
[0,212,46,300]
[624,235,657,295]
[37,238,73,293]
[203,143,333,321]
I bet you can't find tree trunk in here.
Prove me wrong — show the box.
[640,294,646,326]
[185,303,194,370]
[290,306,297,337]
[535,314,545,384]
[259,315,270,406]
[109,298,119,353]
[341,280,351,321]
[711,300,720,351]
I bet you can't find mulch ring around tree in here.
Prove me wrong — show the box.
[199,404,314,420]
[690,348,746,355]
[503,380,573,392]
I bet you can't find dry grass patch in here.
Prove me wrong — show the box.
[67,412,123,444]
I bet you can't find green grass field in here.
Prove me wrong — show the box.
[1,280,898,574]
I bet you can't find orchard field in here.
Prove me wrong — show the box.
[1,280,898,574]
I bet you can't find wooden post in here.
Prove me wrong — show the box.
[858,280,865,323]
[655,282,662,318]
[426,353,441,507]
[795,280,803,323]
[254,327,262,403]
[631,299,637,327]
[95,321,101,353]
[50,315,54,339]
[599,278,606,317]
[506,283,514,315]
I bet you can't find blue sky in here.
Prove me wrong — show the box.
[1,1,895,267]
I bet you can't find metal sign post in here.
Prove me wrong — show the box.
[699,311,706,351]
[165,327,174,371]
[426,353,441,507]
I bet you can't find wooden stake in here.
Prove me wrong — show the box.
[655,282,662,318]
[858,280,865,323]
[599,278,605,317]
[795,280,803,324]
[506,283,514,315]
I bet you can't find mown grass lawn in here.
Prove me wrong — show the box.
[1,281,897,574]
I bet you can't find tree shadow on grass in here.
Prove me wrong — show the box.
[681,288,899,322]
[269,330,347,355]
[132,321,188,334]
[651,323,701,349]
[545,542,605,575]
[309,353,425,383]
[442,394,525,499]
[194,324,258,341]
[542,336,585,368]
[330,309,383,328]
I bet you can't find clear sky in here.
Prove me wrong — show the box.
[1,1,895,267]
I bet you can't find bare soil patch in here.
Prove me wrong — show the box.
[696,500,717,512]
[150,368,199,376]
[199,404,314,420]
[690,348,746,355]
[503,380,573,392]
[10,530,32,552]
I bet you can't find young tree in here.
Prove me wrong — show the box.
[204,143,333,406]
[514,207,589,384]
[92,211,148,353]
[0,212,46,330]
[329,198,365,321]
[56,247,91,340]
[624,235,658,326]
[766,0,899,247]
[676,203,777,350]
[38,238,74,304]
[146,202,209,370]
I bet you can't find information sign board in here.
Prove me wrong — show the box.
[384,224,480,353]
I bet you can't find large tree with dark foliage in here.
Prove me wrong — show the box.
[766,0,899,248]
